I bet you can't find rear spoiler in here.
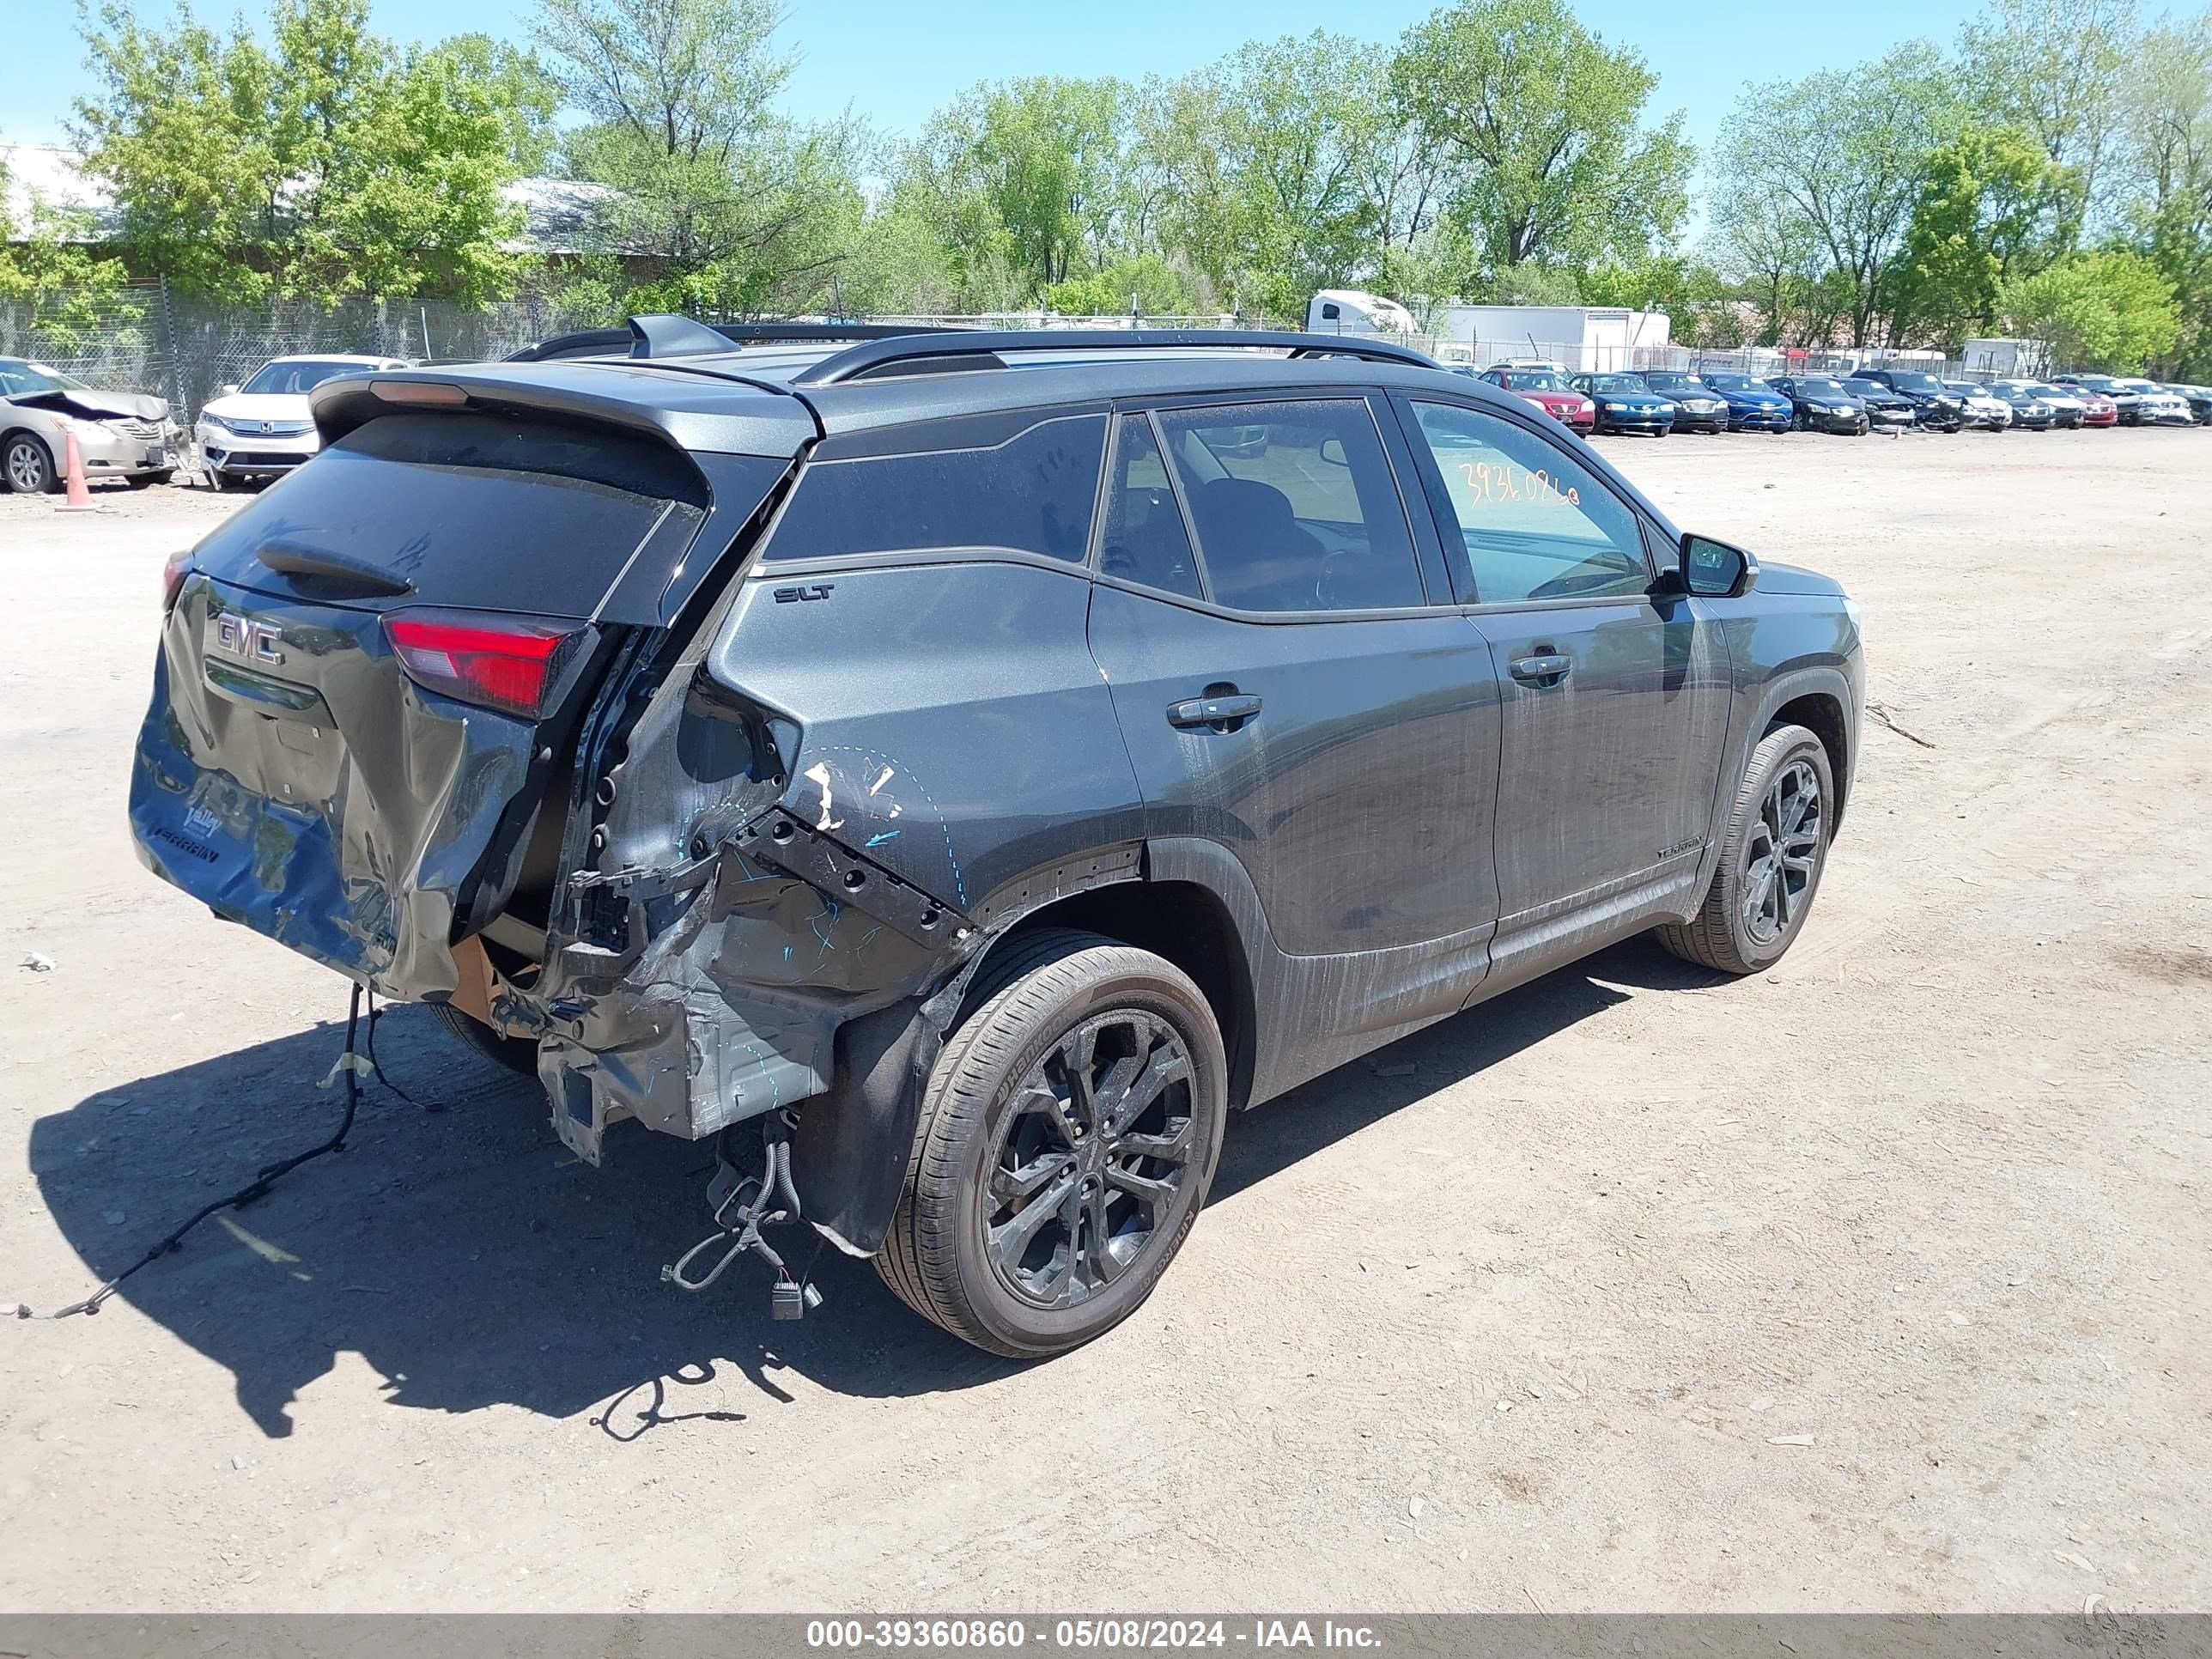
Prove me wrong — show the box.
[307,362,817,461]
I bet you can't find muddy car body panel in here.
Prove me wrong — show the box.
[127,324,1863,1301]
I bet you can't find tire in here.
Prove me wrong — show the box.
[429,1001,542,1077]
[876,927,1229,1358]
[1657,722,1835,975]
[3,433,57,495]
[125,469,175,488]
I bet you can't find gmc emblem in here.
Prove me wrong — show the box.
[211,612,285,666]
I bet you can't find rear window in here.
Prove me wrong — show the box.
[765,413,1105,562]
[189,411,713,618]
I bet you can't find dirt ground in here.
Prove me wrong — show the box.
[2,428,2209,1614]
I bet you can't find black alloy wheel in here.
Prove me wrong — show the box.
[981,1010,1197,1309]
[1739,757,1824,947]
[1656,723,1835,975]
[877,928,1228,1358]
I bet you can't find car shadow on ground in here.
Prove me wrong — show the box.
[27,937,1717,1438]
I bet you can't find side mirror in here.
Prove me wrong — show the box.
[218,384,239,397]
[1680,532,1758,598]
[1317,437,1348,467]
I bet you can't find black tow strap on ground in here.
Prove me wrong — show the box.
[15,983,401,1322]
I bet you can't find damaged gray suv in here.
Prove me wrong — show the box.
[131,318,1863,1358]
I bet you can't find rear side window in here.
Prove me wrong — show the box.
[188,411,713,619]
[766,413,1105,562]
[1153,399,1422,612]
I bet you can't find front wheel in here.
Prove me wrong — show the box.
[877,928,1228,1358]
[1657,723,1834,975]
[4,433,56,495]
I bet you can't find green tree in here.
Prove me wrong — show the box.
[1146,33,1384,318]
[1580,253,1732,343]
[1707,167,1833,345]
[899,76,1133,301]
[73,0,527,303]
[1712,46,1960,347]
[1886,123,2081,348]
[536,0,866,313]
[426,33,562,175]
[1998,247,2180,368]
[0,157,140,350]
[1959,0,2136,235]
[2125,13,2212,374]
[1042,253,1205,316]
[1392,0,1692,276]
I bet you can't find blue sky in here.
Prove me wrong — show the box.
[3,0,1981,157]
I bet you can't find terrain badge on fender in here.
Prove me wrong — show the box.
[772,583,835,604]
[210,612,285,666]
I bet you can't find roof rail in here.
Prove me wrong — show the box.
[790,328,1440,386]
[624,314,969,360]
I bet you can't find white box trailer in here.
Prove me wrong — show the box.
[1431,305,1673,373]
[1305,290,1419,336]
[1961,337,2051,378]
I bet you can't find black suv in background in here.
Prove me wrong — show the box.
[1850,368,1966,430]
[1839,378,1919,431]
[130,319,1863,1358]
[1766,375,1869,434]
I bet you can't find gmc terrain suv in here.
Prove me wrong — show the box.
[130,319,1863,1358]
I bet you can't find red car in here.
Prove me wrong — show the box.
[1476,364,1598,434]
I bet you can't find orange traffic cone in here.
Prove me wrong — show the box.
[58,428,98,511]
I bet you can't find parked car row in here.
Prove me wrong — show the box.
[1445,358,2212,440]
[8,343,2212,496]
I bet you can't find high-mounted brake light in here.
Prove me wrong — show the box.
[382,611,585,720]
[369,380,470,406]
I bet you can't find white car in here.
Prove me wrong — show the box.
[1,357,179,493]
[196,354,410,489]
[1944,380,2014,431]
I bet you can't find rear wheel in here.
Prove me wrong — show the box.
[4,433,56,495]
[1657,723,1834,975]
[877,928,1228,1358]
[429,1002,542,1077]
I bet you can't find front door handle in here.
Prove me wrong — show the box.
[1167,692,1262,731]
[1509,653,1572,687]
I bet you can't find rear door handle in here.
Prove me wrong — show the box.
[1509,653,1572,686]
[1167,692,1262,731]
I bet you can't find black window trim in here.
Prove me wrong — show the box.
[1089,388,1444,623]
[1389,390,1662,610]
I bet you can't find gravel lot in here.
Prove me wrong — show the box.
[3,428,2209,1613]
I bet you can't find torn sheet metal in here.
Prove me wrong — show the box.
[527,817,975,1164]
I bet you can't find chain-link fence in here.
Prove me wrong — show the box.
[0,278,614,420]
[0,283,1999,429]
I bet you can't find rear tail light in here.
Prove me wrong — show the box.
[383,611,586,720]
[161,549,192,613]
